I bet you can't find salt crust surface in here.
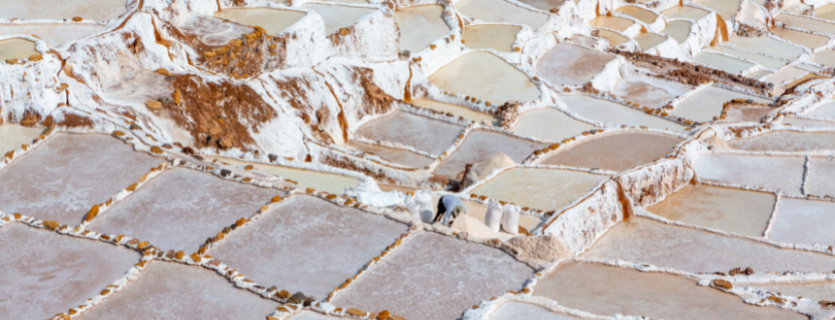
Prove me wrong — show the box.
[87,167,279,252]
[693,153,806,195]
[0,123,41,154]
[436,130,548,177]
[78,262,279,319]
[331,232,533,320]
[355,110,463,154]
[471,167,607,211]
[510,107,597,142]
[540,131,683,172]
[0,134,161,224]
[769,198,835,247]
[488,302,581,320]
[0,224,140,320]
[208,195,408,300]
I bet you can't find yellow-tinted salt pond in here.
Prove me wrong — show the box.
[615,6,658,24]
[302,4,376,35]
[648,184,775,237]
[214,8,306,36]
[0,124,42,155]
[589,16,634,32]
[812,50,835,67]
[0,23,105,47]
[471,167,608,211]
[510,108,596,142]
[539,131,683,172]
[208,157,361,194]
[671,86,772,122]
[729,131,835,152]
[661,6,710,20]
[536,262,807,320]
[428,51,541,104]
[0,37,38,61]
[409,99,497,124]
[462,24,519,52]
[560,95,686,131]
[663,20,692,43]
[0,0,128,21]
[694,52,754,74]
[595,28,630,46]
[776,13,835,36]
[634,32,668,51]
[455,0,550,31]
[816,4,835,22]
[772,27,830,50]
[695,0,741,20]
[395,5,450,53]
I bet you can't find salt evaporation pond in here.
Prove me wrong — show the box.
[809,100,835,118]
[671,86,772,122]
[613,75,691,109]
[356,110,462,154]
[707,46,788,70]
[410,98,497,124]
[812,50,835,67]
[663,20,692,43]
[723,36,804,60]
[596,29,630,46]
[693,153,805,195]
[428,51,541,104]
[560,95,686,131]
[214,8,306,36]
[211,157,360,194]
[728,131,835,152]
[807,157,835,197]
[455,0,549,31]
[772,27,830,50]
[817,4,835,22]
[471,167,608,211]
[540,131,683,172]
[695,0,742,20]
[515,0,567,12]
[0,37,38,61]
[302,4,376,35]
[695,52,754,74]
[616,6,658,24]
[758,282,835,302]
[535,43,615,86]
[536,262,807,320]
[661,6,711,20]
[776,13,835,35]
[435,130,547,177]
[769,198,835,248]
[510,107,596,142]
[0,0,129,21]
[347,141,435,168]
[0,23,105,47]
[634,33,668,51]
[489,302,581,320]
[462,24,520,52]
[0,123,41,155]
[394,5,450,53]
[589,16,634,32]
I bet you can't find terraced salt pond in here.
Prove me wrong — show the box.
[596,29,629,46]
[489,303,580,320]
[455,0,550,31]
[0,23,105,47]
[428,51,541,104]
[728,131,835,152]
[772,27,830,50]
[693,153,805,195]
[663,20,692,43]
[661,6,711,20]
[347,141,434,168]
[0,123,41,155]
[722,36,804,60]
[409,98,497,124]
[647,184,775,237]
[616,6,658,24]
[471,167,608,211]
[0,37,38,61]
[0,0,129,21]
[536,262,807,320]
[536,44,615,86]
[807,157,835,197]
[208,157,361,194]
[435,130,548,178]
[394,5,450,53]
[695,0,742,20]
[462,24,520,52]
[589,16,634,32]
[510,108,596,142]
[560,95,686,131]
[671,86,772,122]
[302,4,375,35]
[539,131,683,172]
[214,8,306,35]
[758,282,835,302]
[776,14,835,36]
[817,4,835,22]
[356,110,462,154]
[769,198,835,247]
[694,52,754,74]
[809,100,835,118]
[613,75,691,109]
[634,33,668,51]
[706,46,788,70]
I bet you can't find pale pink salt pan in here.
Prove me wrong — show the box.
[489,302,580,320]
[435,130,548,178]
[693,153,805,195]
[356,110,463,154]
[536,44,615,86]
[540,131,683,172]
[769,198,835,247]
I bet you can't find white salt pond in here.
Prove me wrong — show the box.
[536,43,615,86]
[435,130,548,178]
[807,156,835,198]
[728,131,835,152]
[776,13,835,36]
[0,123,41,155]
[0,37,38,61]
[693,153,805,195]
[662,20,692,44]
[210,157,361,194]
[489,302,581,320]
[540,131,683,172]
[394,5,450,53]
[769,198,835,248]
[812,50,835,67]
[355,110,462,154]
[817,4,835,22]
[722,36,804,60]
[409,98,497,124]
[661,6,710,20]
[347,141,435,168]
[462,24,520,52]
[707,46,788,70]
[808,100,835,118]
[560,95,686,131]
[429,51,541,104]
[758,282,835,302]
[214,8,306,36]
[634,32,668,51]
[510,107,596,142]
[671,86,772,122]
[695,0,742,20]
[455,0,550,31]
[0,23,105,47]
[694,52,754,74]
[613,75,691,109]
[302,4,376,35]
[0,0,129,21]
[772,27,830,50]
[765,67,807,86]
[471,167,608,211]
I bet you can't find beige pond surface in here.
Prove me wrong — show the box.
[596,28,630,46]
[696,0,742,20]
[456,0,550,31]
[695,52,754,74]
[724,105,772,122]
[817,4,835,22]
[708,46,788,70]
[0,224,140,320]
[589,16,634,32]
[694,153,805,195]
[330,232,533,320]
[613,75,692,109]
[812,50,835,67]
[0,123,41,155]
[435,130,548,177]
[471,167,608,211]
[634,32,667,51]
[0,0,128,21]
[671,86,772,122]
[776,13,835,36]
[663,20,692,44]
[510,108,597,142]
[582,217,835,274]
[729,131,835,152]
[783,116,835,129]
[410,98,497,124]
[758,282,835,302]
[536,43,615,86]
[808,156,835,197]
[489,302,580,320]
[540,131,683,172]
[356,110,462,154]
[616,6,658,24]
[302,4,376,35]
[210,157,361,194]
[765,67,808,85]
[536,262,807,320]
[0,134,161,224]
[463,24,520,52]
[214,8,306,36]
[208,196,408,299]
[772,27,830,50]
[723,36,804,60]
[662,6,710,20]
[769,198,835,247]
[347,141,435,168]
[429,51,541,104]
[746,70,773,80]
[0,23,105,47]
[79,262,279,319]
[647,184,775,237]
[809,101,835,118]
[87,168,279,252]
[0,37,38,60]
[395,5,450,53]
[560,95,686,131]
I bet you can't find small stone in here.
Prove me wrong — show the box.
[767,295,786,304]
[175,251,185,260]
[20,115,38,127]
[145,100,162,110]
[270,195,282,203]
[85,204,100,222]
[150,146,163,155]
[244,165,254,171]
[42,220,60,230]
[712,279,733,290]
[112,131,126,137]
[72,16,83,22]
[268,154,278,162]
[190,253,202,263]
[276,290,290,299]
[377,310,390,320]
[345,308,366,317]
[137,241,150,250]
[287,292,305,304]
[220,169,232,177]
[326,194,338,200]
[154,68,172,77]
[235,218,246,227]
